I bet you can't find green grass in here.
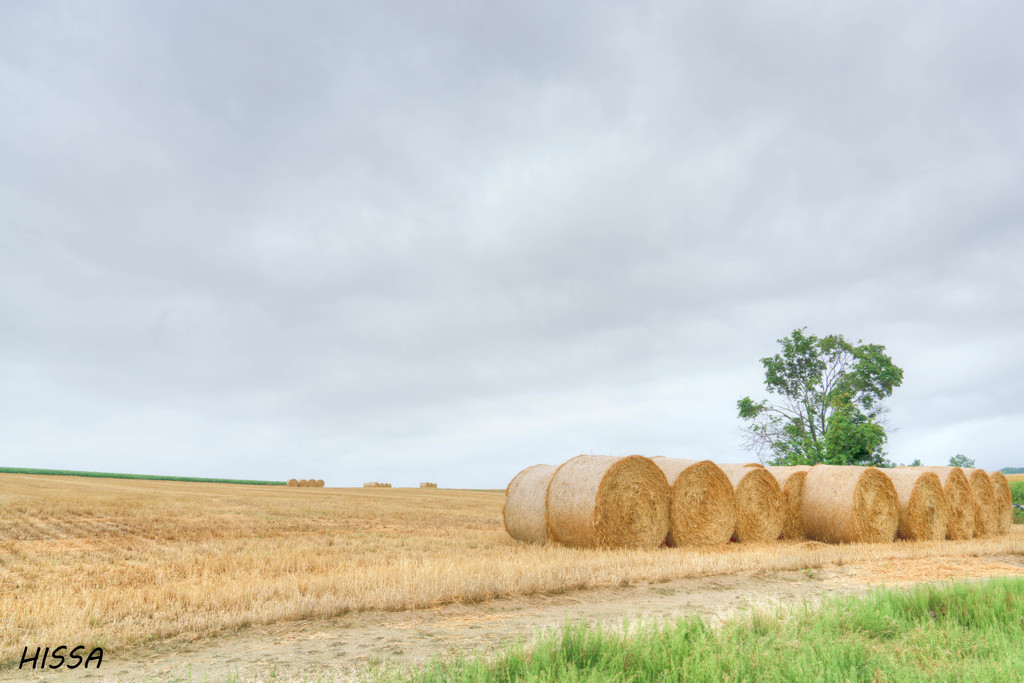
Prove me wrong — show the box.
[398,577,1024,682]
[0,467,285,486]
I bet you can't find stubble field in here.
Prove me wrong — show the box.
[1,473,1023,665]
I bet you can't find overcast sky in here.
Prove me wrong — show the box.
[2,2,1022,487]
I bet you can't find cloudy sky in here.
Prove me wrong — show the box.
[2,2,1022,487]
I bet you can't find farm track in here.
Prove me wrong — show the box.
[5,554,1023,682]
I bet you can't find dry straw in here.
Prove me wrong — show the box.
[765,466,811,540]
[651,458,736,546]
[990,472,1013,535]
[419,482,438,488]
[287,479,298,487]
[298,480,309,487]
[743,463,766,468]
[315,480,325,488]
[919,466,974,540]
[717,464,784,543]
[886,469,947,541]
[801,465,899,544]
[964,468,998,537]
[546,454,670,549]
[503,464,557,543]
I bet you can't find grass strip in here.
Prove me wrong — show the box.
[0,467,285,486]
[402,577,1024,682]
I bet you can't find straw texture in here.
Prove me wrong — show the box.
[419,482,438,488]
[717,464,784,543]
[651,458,736,546]
[298,480,309,487]
[546,455,670,549]
[743,463,766,468]
[918,466,974,540]
[765,466,811,540]
[287,479,298,487]
[964,468,998,537]
[801,465,899,544]
[502,464,557,544]
[988,471,1013,535]
[885,469,947,541]
[315,480,325,488]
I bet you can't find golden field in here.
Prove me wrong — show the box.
[1,473,1023,663]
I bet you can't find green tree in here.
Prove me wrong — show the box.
[737,328,904,466]
[909,458,923,467]
[949,454,975,468]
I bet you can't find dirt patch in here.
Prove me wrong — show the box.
[5,554,1023,682]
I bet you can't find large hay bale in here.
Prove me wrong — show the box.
[315,479,325,488]
[990,472,1013,535]
[546,454,670,549]
[885,469,947,541]
[651,458,736,546]
[287,479,298,487]
[964,468,998,537]
[298,479,309,487]
[503,464,557,543]
[801,465,899,544]
[765,466,811,540]
[918,466,974,540]
[717,464,784,543]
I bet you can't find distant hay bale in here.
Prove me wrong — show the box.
[546,454,670,549]
[419,482,438,488]
[298,479,309,487]
[287,479,298,487]
[765,466,811,540]
[717,464,784,543]
[965,469,998,537]
[651,458,736,546]
[919,466,974,540]
[885,469,947,541]
[801,465,899,544]
[315,479,325,488]
[503,465,557,543]
[990,472,1013,535]
[362,481,391,488]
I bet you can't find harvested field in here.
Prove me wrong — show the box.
[3,473,1024,668]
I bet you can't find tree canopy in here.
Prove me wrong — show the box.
[737,328,903,467]
[949,454,975,468]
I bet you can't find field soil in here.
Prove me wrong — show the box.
[6,554,1023,682]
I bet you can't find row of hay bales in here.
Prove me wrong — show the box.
[503,455,1013,549]
[363,481,392,488]
[420,482,438,488]
[287,479,324,487]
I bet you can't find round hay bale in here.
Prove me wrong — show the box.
[650,458,736,546]
[717,464,784,543]
[990,472,1013,535]
[964,468,999,537]
[884,469,947,541]
[765,466,811,540]
[918,467,974,540]
[316,479,325,488]
[287,479,298,487]
[546,454,670,549]
[801,465,899,544]
[298,479,309,487]
[503,464,557,543]
[743,463,766,468]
